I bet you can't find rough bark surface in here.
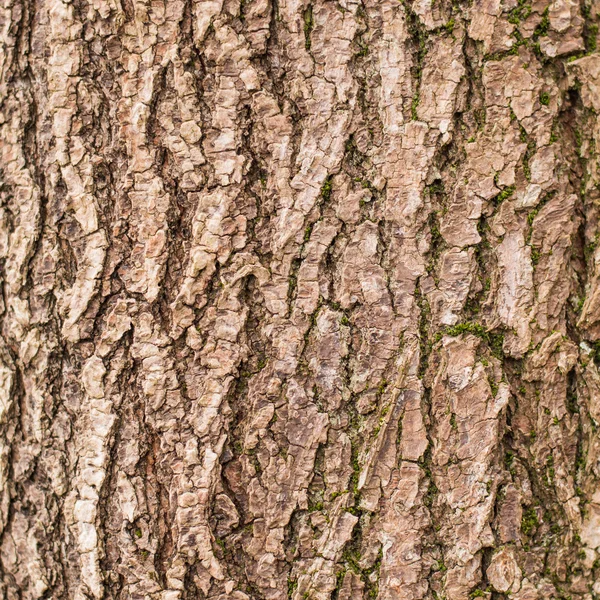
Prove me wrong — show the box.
[1,0,600,599]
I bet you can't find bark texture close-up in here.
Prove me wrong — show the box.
[1,0,600,598]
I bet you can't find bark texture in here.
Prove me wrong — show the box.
[1,0,600,598]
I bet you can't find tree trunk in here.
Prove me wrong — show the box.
[1,0,599,598]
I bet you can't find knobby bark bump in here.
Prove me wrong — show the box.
[0,0,599,599]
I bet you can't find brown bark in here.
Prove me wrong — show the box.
[1,0,600,599]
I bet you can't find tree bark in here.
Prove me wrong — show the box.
[1,0,600,598]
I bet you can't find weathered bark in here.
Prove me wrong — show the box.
[1,0,599,598]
